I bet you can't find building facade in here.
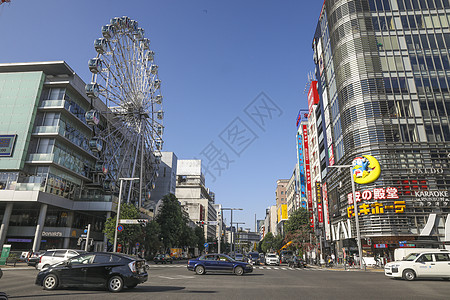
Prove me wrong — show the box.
[275,179,289,235]
[310,0,450,259]
[175,159,217,240]
[0,61,118,252]
[151,151,178,214]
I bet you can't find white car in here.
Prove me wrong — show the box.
[265,253,279,266]
[36,249,87,270]
[384,250,450,281]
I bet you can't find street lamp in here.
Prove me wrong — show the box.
[220,208,243,254]
[113,177,139,253]
[328,165,364,270]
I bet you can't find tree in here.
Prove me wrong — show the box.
[142,220,161,258]
[261,232,274,253]
[104,203,142,252]
[194,226,205,252]
[156,193,185,250]
[284,208,310,234]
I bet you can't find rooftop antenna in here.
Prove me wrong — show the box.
[303,71,315,94]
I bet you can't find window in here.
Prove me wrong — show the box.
[53,250,66,258]
[70,254,95,265]
[435,253,450,261]
[418,254,433,262]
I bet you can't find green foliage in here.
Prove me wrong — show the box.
[156,194,185,249]
[104,203,142,248]
[142,220,161,256]
[261,232,284,253]
[194,226,205,252]
[284,208,310,234]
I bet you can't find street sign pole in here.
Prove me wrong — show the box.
[113,180,124,253]
[84,224,91,252]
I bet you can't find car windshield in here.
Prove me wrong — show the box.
[267,254,276,258]
[403,253,420,261]
[249,253,259,258]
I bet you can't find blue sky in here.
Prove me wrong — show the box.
[0,0,321,231]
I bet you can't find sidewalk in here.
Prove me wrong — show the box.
[0,261,33,270]
[307,264,385,272]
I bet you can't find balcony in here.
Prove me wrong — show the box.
[26,153,54,163]
[39,99,66,109]
[32,126,63,135]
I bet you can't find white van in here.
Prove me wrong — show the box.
[385,250,450,281]
[394,248,441,261]
[36,249,87,270]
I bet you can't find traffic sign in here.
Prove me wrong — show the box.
[120,219,148,225]
[204,242,209,248]
[136,242,140,247]
[117,225,124,232]
[80,234,87,238]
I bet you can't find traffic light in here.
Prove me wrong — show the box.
[197,221,206,226]
[137,219,148,227]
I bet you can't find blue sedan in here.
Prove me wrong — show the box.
[187,254,253,276]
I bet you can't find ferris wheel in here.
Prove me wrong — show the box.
[85,16,164,207]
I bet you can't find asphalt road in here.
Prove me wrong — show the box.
[0,262,449,300]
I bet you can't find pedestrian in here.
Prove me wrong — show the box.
[331,253,335,264]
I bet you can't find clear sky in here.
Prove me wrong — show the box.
[0,0,322,231]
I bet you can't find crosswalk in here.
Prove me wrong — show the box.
[146,264,327,272]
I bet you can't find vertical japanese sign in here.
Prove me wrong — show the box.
[303,124,314,229]
[322,182,331,240]
[315,181,323,225]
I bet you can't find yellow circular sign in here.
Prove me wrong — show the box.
[352,155,381,184]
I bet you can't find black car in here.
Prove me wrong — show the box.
[153,254,173,264]
[247,252,260,265]
[27,252,41,268]
[35,252,147,293]
[187,253,253,276]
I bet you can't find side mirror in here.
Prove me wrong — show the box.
[66,261,72,268]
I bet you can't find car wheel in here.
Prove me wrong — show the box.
[195,265,205,275]
[403,269,416,281]
[127,283,138,289]
[234,266,244,276]
[43,274,58,290]
[108,276,124,293]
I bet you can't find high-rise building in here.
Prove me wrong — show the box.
[311,0,450,258]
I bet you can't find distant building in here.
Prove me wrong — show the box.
[175,160,216,240]
[275,179,289,235]
[150,152,178,214]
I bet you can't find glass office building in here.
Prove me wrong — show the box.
[311,0,450,258]
[0,61,118,252]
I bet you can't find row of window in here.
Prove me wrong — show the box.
[369,0,450,11]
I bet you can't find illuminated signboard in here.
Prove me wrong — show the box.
[322,182,331,240]
[348,187,399,204]
[307,81,319,114]
[352,155,381,184]
[347,187,405,218]
[347,201,406,218]
[296,110,309,128]
[303,124,313,229]
[297,133,307,205]
[0,135,17,157]
[316,181,323,225]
